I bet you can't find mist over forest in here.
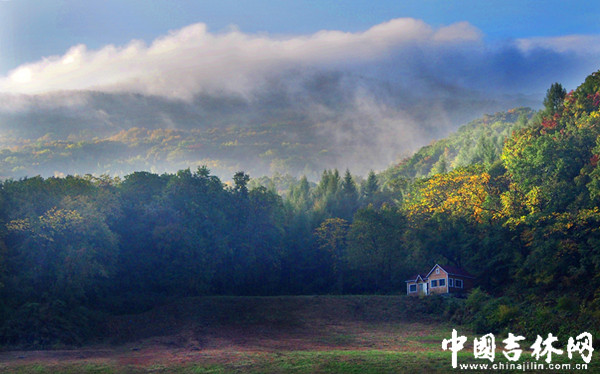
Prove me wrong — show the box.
[1,18,597,179]
[0,72,537,179]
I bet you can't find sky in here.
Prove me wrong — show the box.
[1,0,599,73]
[1,0,600,178]
[1,0,599,96]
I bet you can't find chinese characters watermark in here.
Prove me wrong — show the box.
[442,329,594,369]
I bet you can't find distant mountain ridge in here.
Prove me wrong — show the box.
[0,72,538,179]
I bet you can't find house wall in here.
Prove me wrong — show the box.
[447,275,473,293]
[427,267,448,295]
[407,282,418,296]
[463,277,474,290]
[406,281,427,296]
[407,265,475,296]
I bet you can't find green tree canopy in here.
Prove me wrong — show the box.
[543,82,567,115]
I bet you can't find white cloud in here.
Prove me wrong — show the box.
[516,34,600,54]
[3,18,600,177]
[433,22,482,42]
[0,18,484,100]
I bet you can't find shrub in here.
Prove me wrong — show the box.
[0,300,103,348]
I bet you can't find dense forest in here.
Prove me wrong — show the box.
[1,70,600,348]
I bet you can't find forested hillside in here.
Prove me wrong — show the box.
[382,107,534,179]
[0,123,334,181]
[0,70,535,180]
[1,70,600,348]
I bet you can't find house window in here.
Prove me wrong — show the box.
[431,280,438,287]
[449,278,454,287]
[439,279,446,287]
[409,284,417,293]
[436,268,440,274]
[456,279,463,289]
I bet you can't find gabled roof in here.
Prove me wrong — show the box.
[426,264,474,279]
[440,265,474,278]
[405,274,428,283]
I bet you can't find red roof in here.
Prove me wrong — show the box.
[438,265,474,278]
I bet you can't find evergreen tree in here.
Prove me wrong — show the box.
[339,169,359,220]
[313,169,341,217]
[289,176,311,212]
[361,170,379,203]
[543,82,567,115]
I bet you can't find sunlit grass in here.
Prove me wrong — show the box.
[3,348,599,374]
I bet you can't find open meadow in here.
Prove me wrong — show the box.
[0,296,596,373]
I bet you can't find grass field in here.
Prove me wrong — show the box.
[0,296,597,373]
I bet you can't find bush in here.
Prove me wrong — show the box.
[465,287,490,314]
[0,300,104,348]
[443,297,468,324]
[495,304,519,326]
[457,289,522,334]
[556,296,577,313]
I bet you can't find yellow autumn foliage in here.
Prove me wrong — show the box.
[406,168,492,222]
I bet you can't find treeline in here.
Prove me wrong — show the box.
[1,70,600,348]
[0,166,407,346]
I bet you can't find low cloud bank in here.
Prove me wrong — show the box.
[0,18,598,176]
